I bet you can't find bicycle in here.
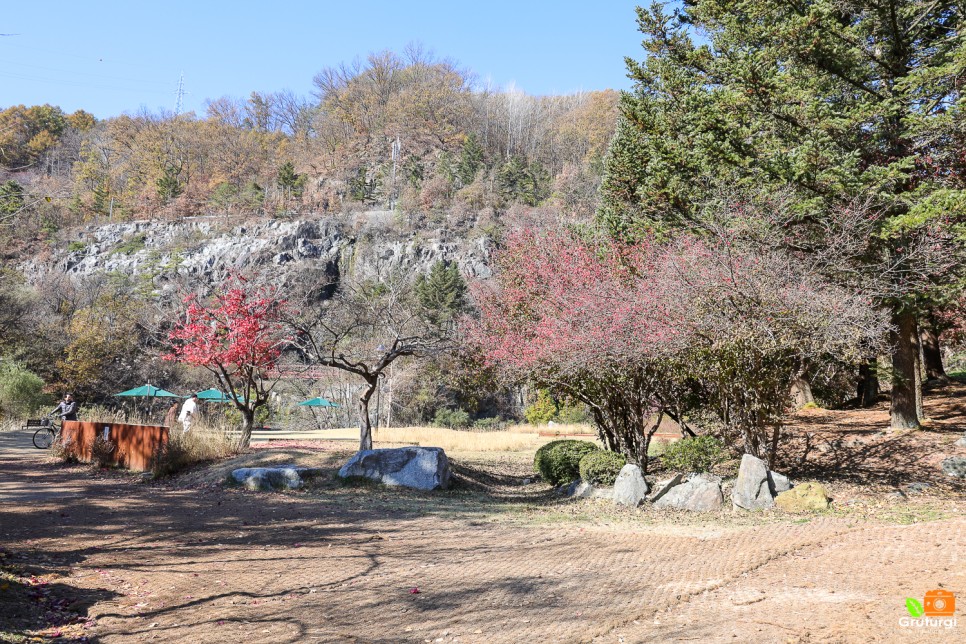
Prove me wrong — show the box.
[27,415,63,449]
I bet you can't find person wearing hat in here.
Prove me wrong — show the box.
[178,394,199,433]
[51,393,78,421]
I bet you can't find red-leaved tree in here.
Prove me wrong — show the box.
[471,227,888,468]
[165,279,292,447]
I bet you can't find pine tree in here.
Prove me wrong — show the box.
[415,260,468,327]
[600,1,966,429]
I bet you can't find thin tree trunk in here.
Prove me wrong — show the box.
[790,376,815,408]
[857,359,879,407]
[920,319,949,383]
[890,309,921,430]
[237,409,255,449]
[358,379,377,451]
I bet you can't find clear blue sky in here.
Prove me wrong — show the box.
[0,1,652,119]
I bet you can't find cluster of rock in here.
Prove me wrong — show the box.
[563,454,830,513]
[231,447,453,493]
[230,465,328,491]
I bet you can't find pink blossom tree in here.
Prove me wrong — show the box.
[165,279,292,447]
[471,226,888,468]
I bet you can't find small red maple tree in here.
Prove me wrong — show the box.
[165,279,292,447]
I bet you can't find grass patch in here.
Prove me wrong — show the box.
[110,233,147,256]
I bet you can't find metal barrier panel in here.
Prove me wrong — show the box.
[61,421,169,471]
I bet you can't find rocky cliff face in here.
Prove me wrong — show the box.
[21,213,493,294]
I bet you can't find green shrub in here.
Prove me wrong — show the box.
[0,359,50,418]
[534,439,599,486]
[432,407,471,429]
[578,450,627,486]
[67,241,87,253]
[660,435,726,474]
[472,416,507,431]
[524,389,558,424]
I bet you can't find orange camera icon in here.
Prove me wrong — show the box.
[924,589,956,617]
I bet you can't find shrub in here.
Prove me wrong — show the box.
[0,360,50,418]
[525,390,558,424]
[660,435,726,474]
[432,407,471,429]
[89,436,116,468]
[51,437,78,464]
[578,450,627,486]
[534,439,599,486]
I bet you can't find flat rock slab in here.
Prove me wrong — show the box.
[230,465,327,491]
[338,446,451,490]
[570,480,614,500]
[653,474,723,512]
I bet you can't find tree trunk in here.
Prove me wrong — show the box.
[890,309,921,430]
[237,408,255,448]
[358,379,377,451]
[857,359,879,407]
[790,376,815,408]
[920,319,949,383]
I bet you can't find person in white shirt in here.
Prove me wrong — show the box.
[178,394,199,432]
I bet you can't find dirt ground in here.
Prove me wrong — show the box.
[1,388,964,643]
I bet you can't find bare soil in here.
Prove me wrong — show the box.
[1,388,964,643]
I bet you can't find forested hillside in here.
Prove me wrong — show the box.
[0,48,617,423]
[1,49,616,247]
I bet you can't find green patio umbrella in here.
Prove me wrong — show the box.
[195,388,246,404]
[297,396,339,408]
[114,384,182,399]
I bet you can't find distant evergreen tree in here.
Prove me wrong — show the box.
[456,133,484,187]
[277,161,306,198]
[0,180,25,216]
[415,260,468,327]
[156,165,183,203]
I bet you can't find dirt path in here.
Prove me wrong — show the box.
[1,443,963,643]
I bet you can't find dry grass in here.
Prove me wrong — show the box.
[369,424,601,453]
[152,428,240,477]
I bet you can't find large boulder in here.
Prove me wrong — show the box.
[942,456,966,479]
[954,433,966,448]
[338,447,451,490]
[230,465,327,491]
[731,454,791,510]
[612,464,649,507]
[653,473,723,512]
[775,482,831,512]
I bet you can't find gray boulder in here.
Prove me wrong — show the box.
[955,433,966,448]
[653,473,723,512]
[732,454,791,510]
[338,447,451,490]
[648,473,684,504]
[941,456,966,479]
[230,465,326,491]
[569,481,614,500]
[770,470,793,493]
[612,464,649,507]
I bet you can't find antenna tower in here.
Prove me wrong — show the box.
[175,72,186,115]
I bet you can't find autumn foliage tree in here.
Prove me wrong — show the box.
[472,226,888,468]
[165,280,291,447]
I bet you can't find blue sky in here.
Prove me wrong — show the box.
[0,1,651,119]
